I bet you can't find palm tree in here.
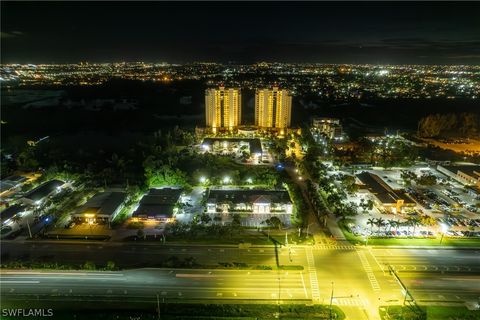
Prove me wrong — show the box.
[367,218,376,234]
[387,219,396,232]
[376,217,386,232]
[11,215,22,228]
[407,217,421,236]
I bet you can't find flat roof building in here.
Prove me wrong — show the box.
[1,204,28,226]
[357,172,415,214]
[132,188,182,222]
[437,164,480,187]
[19,179,65,206]
[206,189,292,216]
[0,175,27,196]
[73,191,126,223]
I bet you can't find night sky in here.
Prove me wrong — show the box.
[1,1,479,65]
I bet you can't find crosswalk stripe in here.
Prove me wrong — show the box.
[357,250,381,292]
[306,247,321,301]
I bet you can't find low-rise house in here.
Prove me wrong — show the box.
[73,191,126,223]
[19,179,65,206]
[132,188,182,222]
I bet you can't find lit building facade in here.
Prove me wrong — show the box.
[205,86,241,132]
[255,87,292,130]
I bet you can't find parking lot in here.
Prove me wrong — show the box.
[338,164,480,240]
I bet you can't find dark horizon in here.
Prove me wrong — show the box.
[1,1,480,65]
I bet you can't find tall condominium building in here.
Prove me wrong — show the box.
[255,87,292,129]
[205,86,241,132]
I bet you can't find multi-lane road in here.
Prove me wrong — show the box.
[1,240,479,319]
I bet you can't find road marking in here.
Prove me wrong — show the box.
[300,272,308,299]
[1,281,39,284]
[332,297,369,307]
[368,248,385,274]
[306,247,320,301]
[357,250,381,292]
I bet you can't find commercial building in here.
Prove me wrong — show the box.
[0,175,27,196]
[205,86,241,132]
[437,164,480,187]
[73,191,126,223]
[19,179,65,206]
[206,189,293,217]
[356,172,415,214]
[1,204,28,226]
[255,86,292,130]
[201,138,263,158]
[132,188,183,222]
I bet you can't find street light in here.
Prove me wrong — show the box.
[223,176,231,184]
[246,178,253,184]
[440,223,448,244]
[199,176,207,184]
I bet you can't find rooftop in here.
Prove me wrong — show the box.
[357,172,414,205]
[207,189,291,204]
[1,205,27,224]
[23,179,64,202]
[133,188,182,219]
[75,191,126,216]
[442,165,480,179]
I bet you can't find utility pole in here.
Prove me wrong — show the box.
[329,282,334,320]
[26,220,32,238]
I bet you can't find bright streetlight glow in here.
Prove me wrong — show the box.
[199,176,206,184]
[440,223,448,233]
[246,178,253,184]
[223,176,231,184]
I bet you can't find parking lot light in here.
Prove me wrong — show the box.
[199,176,206,184]
[440,223,448,244]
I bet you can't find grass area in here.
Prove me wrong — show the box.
[339,221,480,247]
[1,302,345,320]
[130,229,314,246]
[379,305,480,320]
[0,258,303,271]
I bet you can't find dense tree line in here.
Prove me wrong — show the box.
[418,112,479,138]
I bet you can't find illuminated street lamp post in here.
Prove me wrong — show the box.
[439,223,448,245]
[329,281,335,319]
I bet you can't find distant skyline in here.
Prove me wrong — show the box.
[1,1,480,65]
